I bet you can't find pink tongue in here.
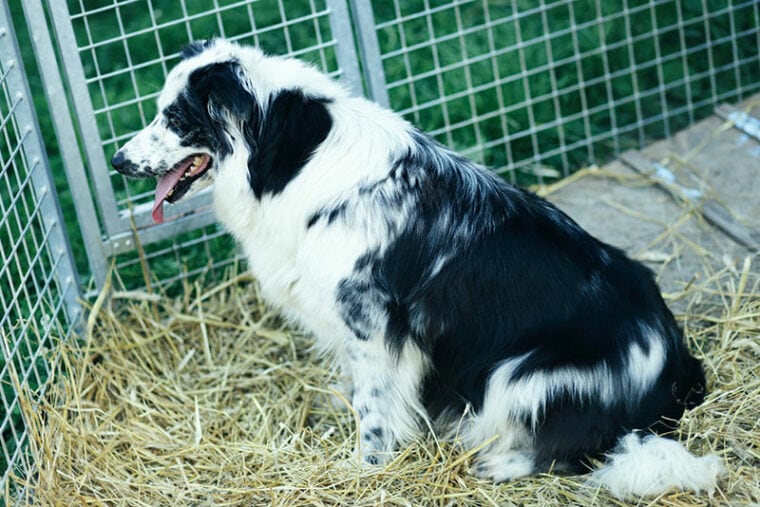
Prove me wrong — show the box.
[152,158,194,223]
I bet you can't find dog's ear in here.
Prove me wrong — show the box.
[248,90,332,198]
[188,61,255,120]
[181,60,259,158]
[181,39,212,59]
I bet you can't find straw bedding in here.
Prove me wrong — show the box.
[7,250,760,506]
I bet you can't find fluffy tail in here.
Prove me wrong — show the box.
[588,432,723,499]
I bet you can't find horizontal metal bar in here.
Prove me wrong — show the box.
[385,23,758,94]
[87,38,338,88]
[104,207,218,256]
[374,0,750,31]
[393,49,760,124]
[69,0,142,20]
[75,6,331,54]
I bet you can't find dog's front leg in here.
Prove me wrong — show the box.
[345,339,427,465]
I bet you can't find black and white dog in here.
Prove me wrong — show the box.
[112,39,721,497]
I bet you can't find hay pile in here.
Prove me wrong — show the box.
[7,256,760,506]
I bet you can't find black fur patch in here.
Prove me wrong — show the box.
[306,202,347,229]
[164,61,331,200]
[165,60,259,160]
[247,90,333,198]
[181,40,213,59]
[336,249,388,342]
[336,276,376,342]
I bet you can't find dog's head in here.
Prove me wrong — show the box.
[112,39,337,223]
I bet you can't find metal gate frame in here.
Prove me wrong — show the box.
[21,0,364,289]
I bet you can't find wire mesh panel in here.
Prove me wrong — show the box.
[357,0,760,183]
[0,1,80,495]
[37,0,359,290]
[63,0,346,221]
[33,0,760,290]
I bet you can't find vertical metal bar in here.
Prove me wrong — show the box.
[19,0,108,288]
[727,0,743,101]
[622,0,645,148]
[390,0,420,124]
[347,0,390,107]
[276,0,295,53]
[648,2,670,138]
[452,0,485,163]
[674,0,695,125]
[510,0,541,170]
[481,0,515,181]
[43,0,126,239]
[0,0,82,324]
[700,0,718,109]
[567,1,593,167]
[538,0,567,175]
[420,0,455,147]
[326,0,363,96]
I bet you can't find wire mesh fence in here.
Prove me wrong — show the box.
[0,1,80,494]
[38,0,359,290]
[71,0,344,216]
[1,0,759,500]
[360,0,760,182]
[28,0,760,293]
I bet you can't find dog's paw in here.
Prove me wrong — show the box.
[354,425,395,466]
[354,446,393,466]
[471,450,535,483]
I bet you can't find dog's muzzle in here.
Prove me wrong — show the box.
[111,149,140,176]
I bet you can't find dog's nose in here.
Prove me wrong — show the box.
[111,150,127,171]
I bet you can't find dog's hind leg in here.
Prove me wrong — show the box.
[459,361,538,482]
[464,417,536,482]
[472,448,536,483]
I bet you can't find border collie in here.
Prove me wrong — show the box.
[112,39,721,497]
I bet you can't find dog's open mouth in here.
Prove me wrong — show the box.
[152,153,212,223]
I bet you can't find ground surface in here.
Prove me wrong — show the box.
[547,95,759,301]
[8,97,760,506]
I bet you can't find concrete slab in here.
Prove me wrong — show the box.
[540,95,760,310]
[645,98,760,229]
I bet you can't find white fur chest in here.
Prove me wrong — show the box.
[212,160,373,350]
[210,101,413,350]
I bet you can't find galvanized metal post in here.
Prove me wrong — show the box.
[0,0,82,325]
[44,0,124,239]
[327,0,364,97]
[19,0,109,288]
[347,0,390,108]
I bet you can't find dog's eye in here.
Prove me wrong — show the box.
[164,112,182,129]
